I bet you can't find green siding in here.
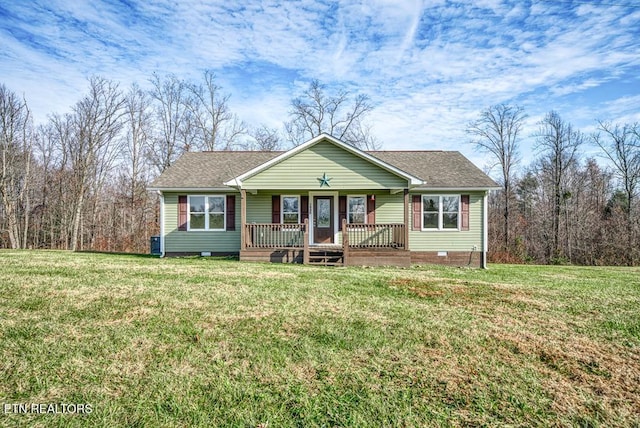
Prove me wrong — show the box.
[245,191,404,224]
[373,192,404,223]
[408,192,485,252]
[243,140,408,190]
[163,192,241,253]
[246,191,277,223]
[339,191,404,246]
[163,189,487,255]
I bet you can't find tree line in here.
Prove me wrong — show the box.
[0,74,378,253]
[1,74,638,265]
[468,105,640,265]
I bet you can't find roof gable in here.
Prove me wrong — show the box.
[238,138,412,190]
[224,134,423,188]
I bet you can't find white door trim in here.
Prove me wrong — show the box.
[308,191,339,245]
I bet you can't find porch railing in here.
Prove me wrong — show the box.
[244,220,308,249]
[342,221,406,249]
[243,219,405,250]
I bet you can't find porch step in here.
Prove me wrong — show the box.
[307,249,344,266]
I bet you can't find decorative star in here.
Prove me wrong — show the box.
[317,173,332,187]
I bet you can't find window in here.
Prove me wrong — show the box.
[348,196,366,224]
[422,195,460,230]
[282,196,300,224]
[188,195,225,230]
[208,196,225,229]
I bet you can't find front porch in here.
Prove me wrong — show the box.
[240,219,411,266]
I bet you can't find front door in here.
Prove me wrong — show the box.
[313,196,334,244]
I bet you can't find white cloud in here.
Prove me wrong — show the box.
[0,0,637,171]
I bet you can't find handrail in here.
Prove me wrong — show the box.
[244,221,406,250]
[343,223,405,249]
[244,222,306,248]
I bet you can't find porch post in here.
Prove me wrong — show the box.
[240,189,247,251]
[342,218,349,265]
[403,189,409,250]
[303,218,309,264]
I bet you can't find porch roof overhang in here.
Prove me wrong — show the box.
[412,186,501,192]
[223,133,424,189]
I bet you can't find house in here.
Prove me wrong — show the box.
[148,134,498,267]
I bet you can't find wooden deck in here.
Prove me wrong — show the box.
[240,219,409,266]
[240,246,410,267]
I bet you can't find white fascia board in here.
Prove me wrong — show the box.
[483,191,489,253]
[223,133,424,187]
[411,186,501,192]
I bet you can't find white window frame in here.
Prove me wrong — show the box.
[281,195,300,224]
[187,195,226,231]
[347,195,367,225]
[421,195,460,231]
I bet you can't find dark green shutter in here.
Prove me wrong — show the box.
[178,195,187,231]
[272,195,280,223]
[412,195,421,231]
[226,195,236,231]
[300,195,309,223]
[461,195,470,231]
[367,195,375,224]
[339,196,347,225]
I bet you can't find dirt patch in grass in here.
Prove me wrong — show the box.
[388,278,469,298]
[390,277,555,316]
[488,320,640,421]
[389,277,538,302]
[388,274,640,422]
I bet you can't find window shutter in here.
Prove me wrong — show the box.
[339,196,347,225]
[226,195,236,231]
[367,195,375,224]
[461,194,470,231]
[178,195,187,231]
[300,195,309,223]
[412,195,421,231]
[272,195,280,223]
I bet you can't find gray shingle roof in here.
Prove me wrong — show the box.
[370,151,498,189]
[149,151,280,189]
[149,149,498,190]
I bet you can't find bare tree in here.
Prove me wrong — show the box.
[49,113,76,249]
[185,70,246,151]
[515,171,541,260]
[593,121,640,264]
[534,111,584,261]
[0,84,33,249]
[123,83,152,199]
[217,115,247,151]
[575,159,613,265]
[66,77,125,251]
[31,122,61,248]
[120,84,154,247]
[467,104,526,251]
[147,73,190,172]
[285,79,380,149]
[243,125,282,151]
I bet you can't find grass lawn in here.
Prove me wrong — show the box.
[0,251,638,427]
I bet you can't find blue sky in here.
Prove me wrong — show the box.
[1,0,639,169]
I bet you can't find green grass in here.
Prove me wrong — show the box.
[0,251,638,427]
